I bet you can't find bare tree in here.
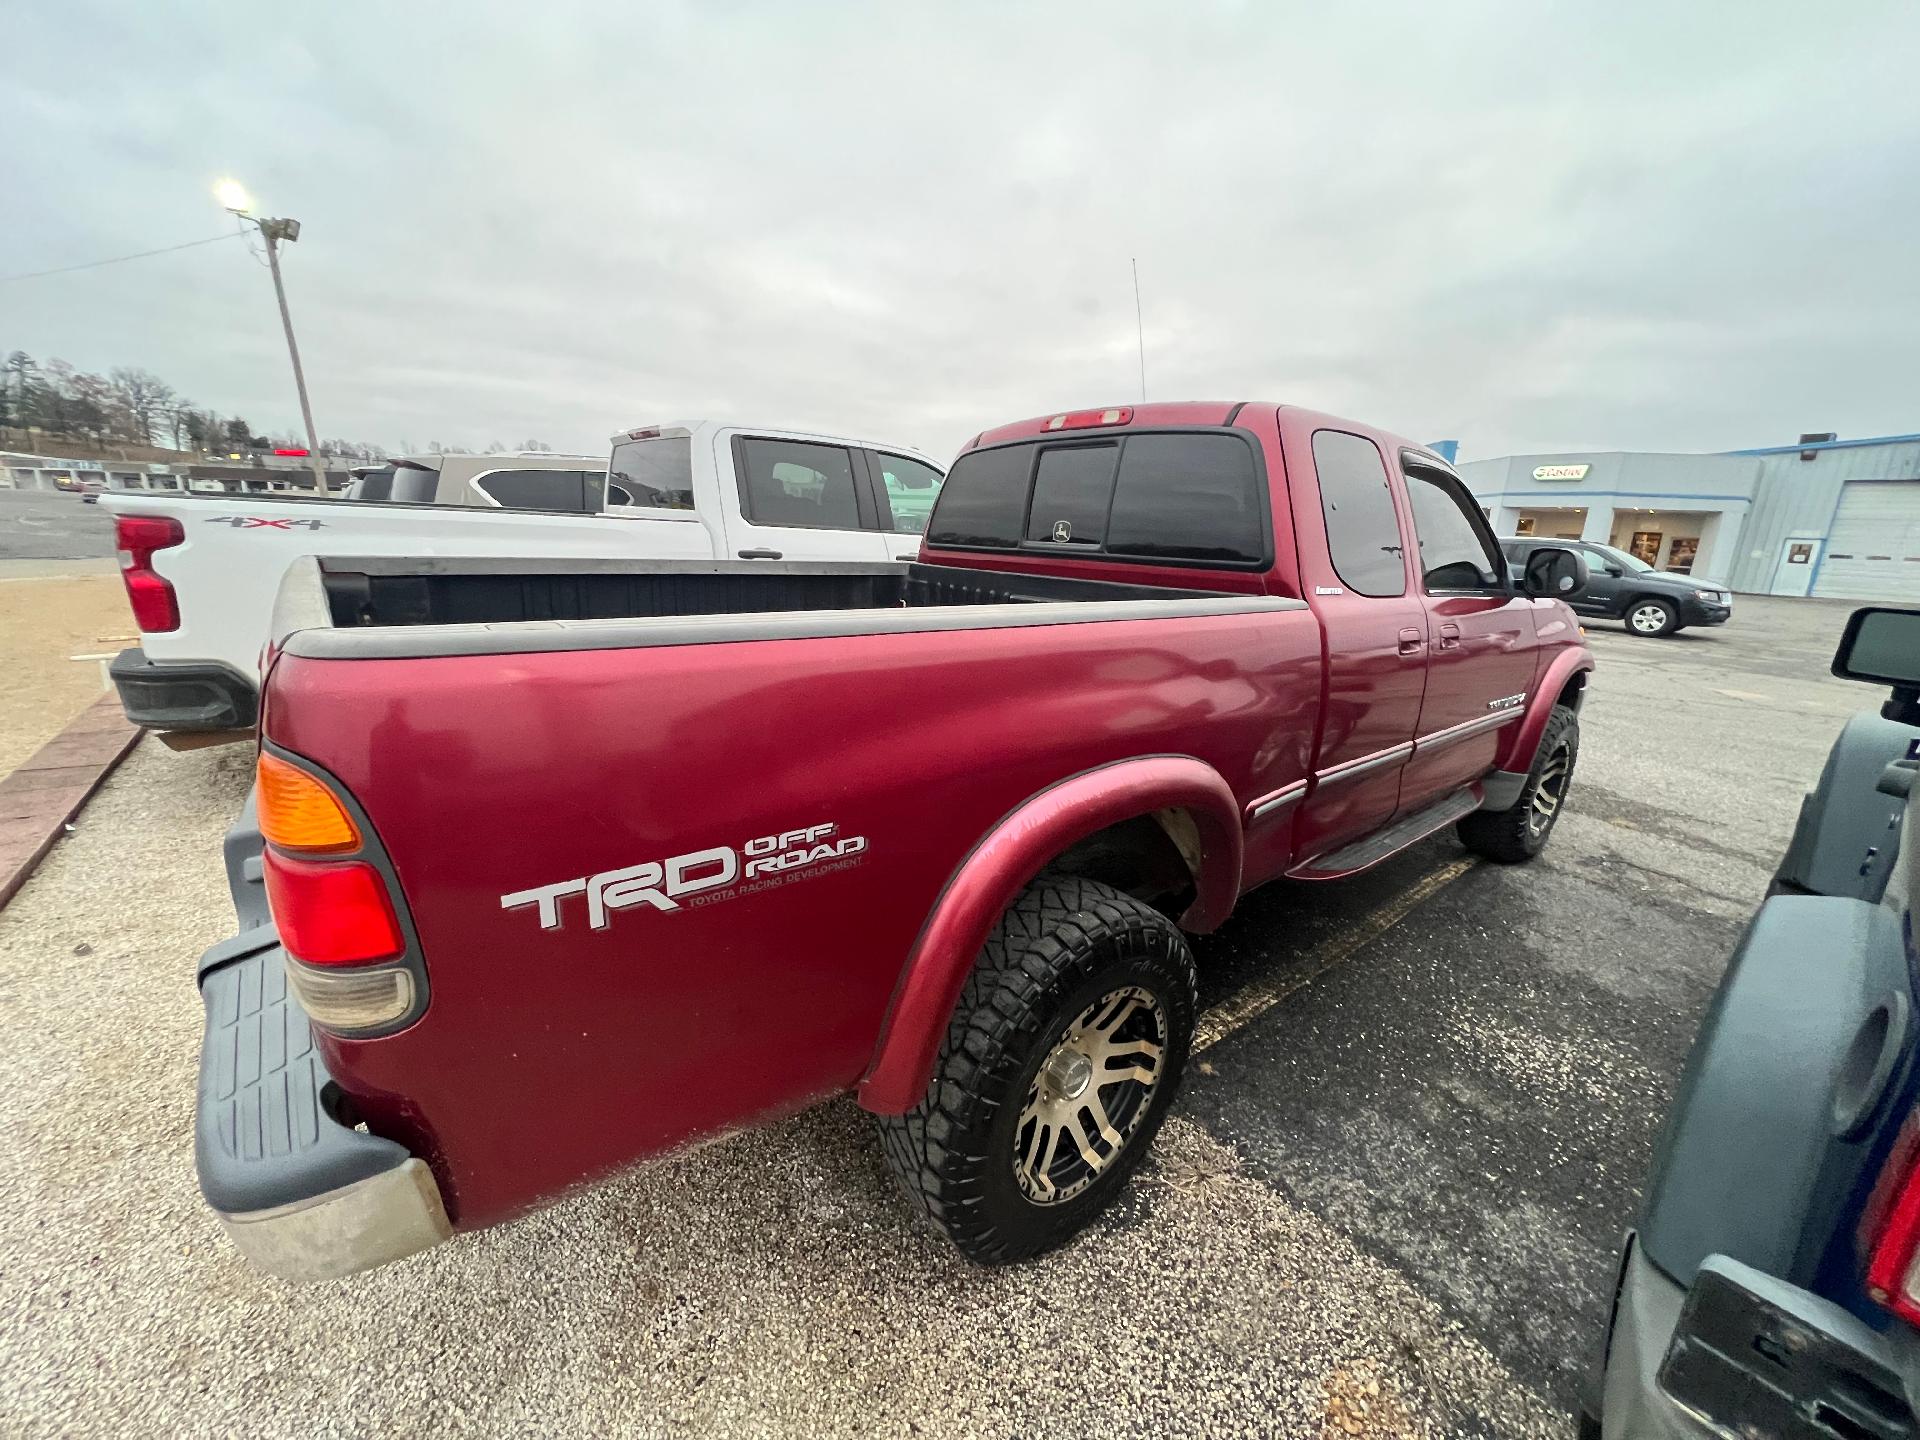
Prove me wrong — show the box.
[4,351,35,422]
[109,367,176,445]
[68,370,126,442]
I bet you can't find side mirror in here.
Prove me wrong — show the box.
[1834,607,1920,725]
[1521,546,1588,599]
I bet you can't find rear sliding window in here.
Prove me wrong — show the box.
[928,430,1266,567]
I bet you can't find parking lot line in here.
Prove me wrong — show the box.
[1191,855,1477,1053]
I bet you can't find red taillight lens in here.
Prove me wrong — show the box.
[1867,1141,1920,1326]
[1042,406,1133,432]
[263,851,404,967]
[114,514,185,633]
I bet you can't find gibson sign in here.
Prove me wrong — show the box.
[1533,464,1591,481]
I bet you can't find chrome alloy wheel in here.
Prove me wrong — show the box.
[1629,603,1670,634]
[1014,985,1167,1205]
[1529,744,1572,837]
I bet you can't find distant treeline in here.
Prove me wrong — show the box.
[0,348,552,460]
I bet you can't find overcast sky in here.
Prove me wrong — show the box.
[5,2,1917,464]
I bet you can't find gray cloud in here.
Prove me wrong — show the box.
[5,0,1917,464]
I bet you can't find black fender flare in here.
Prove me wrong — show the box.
[1774,711,1915,901]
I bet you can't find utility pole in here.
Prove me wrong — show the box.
[259,219,327,492]
[217,181,327,493]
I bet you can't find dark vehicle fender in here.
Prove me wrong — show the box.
[1638,894,1911,1285]
[857,755,1242,1115]
[1774,711,1915,901]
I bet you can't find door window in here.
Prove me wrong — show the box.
[1403,467,1504,591]
[872,454,945,534]
[1312,430,1405,596]
[737,438,862,530]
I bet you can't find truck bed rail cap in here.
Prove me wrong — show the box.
[282,595,1308,661]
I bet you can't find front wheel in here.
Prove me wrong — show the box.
[1624,598,1678,637]
[875,875,1196,1264]
[1458,704,1579,863]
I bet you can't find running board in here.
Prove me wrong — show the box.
[1288,785,1481,880]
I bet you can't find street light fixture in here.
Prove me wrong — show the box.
[216,178,327,493]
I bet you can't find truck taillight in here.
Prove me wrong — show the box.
[1042,407,1133,432]
[264,851,404,966]
[257,751,361,853]
[114,514,184,633]
[1866,1130,1920,1327]
[256,749,420,1032]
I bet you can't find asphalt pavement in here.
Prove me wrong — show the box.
[0,488,118,573]
[0,593,1875,1437]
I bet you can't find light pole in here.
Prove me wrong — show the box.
[216,180,327,493]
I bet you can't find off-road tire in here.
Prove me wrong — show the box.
[1457,704,1580,864]
[1624,597,1678,637]
[876,875,1196,1264]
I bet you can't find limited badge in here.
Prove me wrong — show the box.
[1052,520,1072,543]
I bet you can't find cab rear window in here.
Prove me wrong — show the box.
[927,429,1267,567]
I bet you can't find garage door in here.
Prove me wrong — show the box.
[1813,482,1920,602]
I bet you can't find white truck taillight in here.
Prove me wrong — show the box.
[114,513,185,632]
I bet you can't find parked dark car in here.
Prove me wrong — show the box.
[1499,538,1731,637]
[1585,606,1920,1437]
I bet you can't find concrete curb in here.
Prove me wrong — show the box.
[0,695,142,910]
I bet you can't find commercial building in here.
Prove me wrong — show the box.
[1459,431,1920,602]
[0,450,351,494]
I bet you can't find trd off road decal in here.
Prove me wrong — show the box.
[500,821,869,932]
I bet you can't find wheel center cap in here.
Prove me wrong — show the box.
[1045,1050,1094,1100]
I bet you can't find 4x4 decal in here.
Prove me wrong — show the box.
[203,516,326,530]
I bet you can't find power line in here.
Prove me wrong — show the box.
[0,231,245,285]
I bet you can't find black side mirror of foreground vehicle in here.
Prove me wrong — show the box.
[1522,545,1589,600]
[1833,606,1920,726]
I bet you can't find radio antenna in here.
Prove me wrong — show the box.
[1132,257,1147,401]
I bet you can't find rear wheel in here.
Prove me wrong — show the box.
[875,875,1196,1263]
[1457,704,1579,863]
[1624,597,1678,637]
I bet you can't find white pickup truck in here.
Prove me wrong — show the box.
[102,422,945,738]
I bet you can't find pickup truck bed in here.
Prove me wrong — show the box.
[103,422,946,737]
[193,401,1595,1281]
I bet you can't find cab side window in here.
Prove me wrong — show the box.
[1403,466,1505,591]
[1312,430,1406,596]
[470,468,598,513]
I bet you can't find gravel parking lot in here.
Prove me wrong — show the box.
[0,491,137,773]
[0,595,1870,1437]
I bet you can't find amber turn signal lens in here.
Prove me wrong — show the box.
[257,752,361,853]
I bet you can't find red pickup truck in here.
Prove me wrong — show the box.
[194,401,1594,1281]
